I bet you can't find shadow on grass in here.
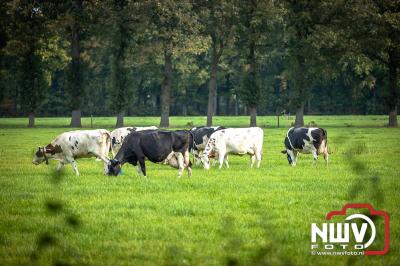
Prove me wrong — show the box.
[344,141,385,266]
[30,169,83,266]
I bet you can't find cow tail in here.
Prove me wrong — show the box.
[321,128,328,154]
[322,128,327,143]
[322,128,328,145]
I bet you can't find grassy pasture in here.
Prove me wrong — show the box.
[0,116,399,265]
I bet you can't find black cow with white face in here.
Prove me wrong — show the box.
[189,126,226,164]
[108,130,192,177]
[281,127,328,166]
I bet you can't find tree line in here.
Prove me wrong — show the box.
[0,0,398,127]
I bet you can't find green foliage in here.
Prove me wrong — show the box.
[0,0,397,120]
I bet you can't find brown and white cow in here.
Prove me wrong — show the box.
[32,129,111,175]
[281,127,328,166]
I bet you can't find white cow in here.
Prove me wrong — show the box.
[32,129,111,175]
[201,127,264,169]
[110,126,158,157]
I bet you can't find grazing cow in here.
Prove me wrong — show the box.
[201,127,264,169]
[110,126,158,157]
[108,130,192,177]
[281,127,328,166]
[32,129,111,175]
[190,126,226,165]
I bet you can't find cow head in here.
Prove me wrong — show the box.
[281,149,293,165]
[32,144,62,165]
[108,159,121,176]
[201,152,210,170]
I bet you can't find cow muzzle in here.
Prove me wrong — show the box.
[107,159,121,176]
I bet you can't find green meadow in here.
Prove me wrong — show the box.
[0,116,399,266]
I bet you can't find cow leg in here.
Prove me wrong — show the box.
[56,161,64,171]
[187,162,192,177]
[287,150,296,166]
[255,151,262,168]
[224,155,229,168]
[195,157,201,166]
[174,152,185,177]
[194,151,201,166]
[187,159,192,177]
[183,150,190,166]
[212,156,218,167]
[138,157,146,177]
[103,162,109,175]
[312,149,318,165]
[218,151,226,169]
[70,160,80,176]
[136,165,143,175]
[91,152,110,174]
[323,147,329,166]
[250,155,256,168]
[183,150,192,177]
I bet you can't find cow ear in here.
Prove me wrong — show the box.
[54,145,63,154]
[44,144,55,154]
[45,144,54,149]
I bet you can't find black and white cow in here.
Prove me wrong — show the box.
[32,129,111,175]
[190,126,226,165]
[281,127,328,166]
[110,126,157,157]
[108,130,192,177]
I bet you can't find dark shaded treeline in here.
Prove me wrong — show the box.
[0,0,398,127]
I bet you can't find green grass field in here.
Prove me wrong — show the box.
[0,116,399,266]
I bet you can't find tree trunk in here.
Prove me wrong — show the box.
[69,0,83,128]
[160,48,172,128]
[207,43,218,126]
[294,103,304,127]
[70,109,82,127]
[28,113,35,128]
[389,107,397,127]
[116,112,124,128]
[387,56,398,127]
[249,106,257,127]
